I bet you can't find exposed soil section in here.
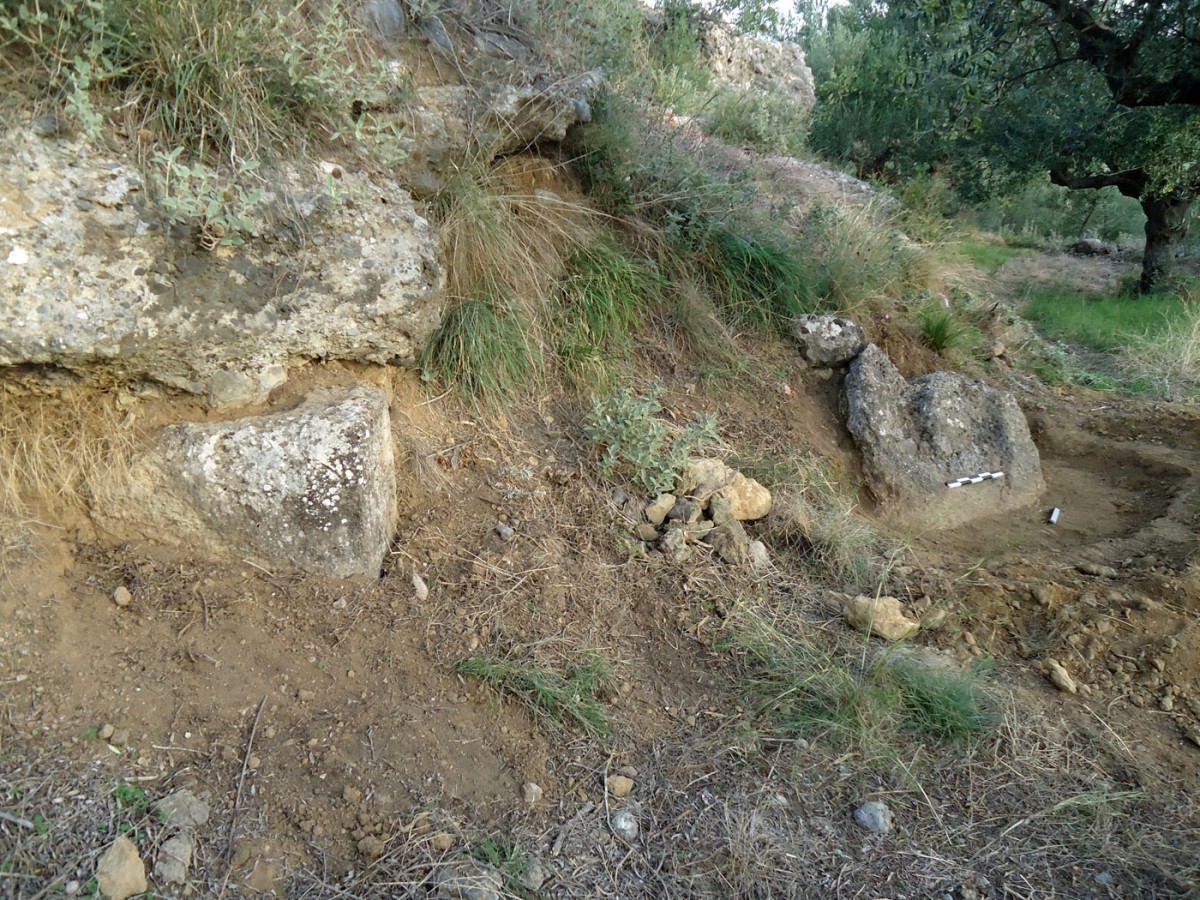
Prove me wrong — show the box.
[2,340,1200,897]
[4,264,1200,898]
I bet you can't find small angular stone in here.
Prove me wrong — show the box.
[853,800,893,834]
[842,595,919,642]
[1045,658,1078,694]
[96,836,147,900]
[606,775,634,798]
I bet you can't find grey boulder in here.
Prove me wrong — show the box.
[789,314,866,367]
[102,386,396,577]
[844,344,1043,527]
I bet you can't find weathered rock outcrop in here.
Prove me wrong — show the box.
[0,130,444,407]
[101,386,397,577]
[700,21,815,107]
[395,72,603,196]
[844,344,1044,526]
[641,10,815,107]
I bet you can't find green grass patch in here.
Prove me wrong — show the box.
[556,236,659,387]
[882,657,998,742]
[1,0,373,157]
[701,227,816,329]
[916,303,983,355]
[724,603,996,747]
[112,782,148,810]
[954,237,1027,274]
[1022,287,1188,352]
[703,89,809,157]
[456,654,612,737]
[420,295,540,407]
[472,837,540,898]
[726,607,867,742]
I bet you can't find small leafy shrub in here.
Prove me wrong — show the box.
[647,0,711,101]
[704,89,809,157]
[420,295,540,406]
[584,384,717,494]
[150,149,263,248]
[456,655,612,737]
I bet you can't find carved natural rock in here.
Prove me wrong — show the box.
[101,386,397,577]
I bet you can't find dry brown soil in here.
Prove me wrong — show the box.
[3,264,1200,898]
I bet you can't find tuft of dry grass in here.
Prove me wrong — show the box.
[1122,298,1200,400]
[798,200,979,315]
[0,388,138,576]
[757,461,880,589]
[432,157,595,312]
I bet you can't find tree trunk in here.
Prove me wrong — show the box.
[1140,195,1191,293]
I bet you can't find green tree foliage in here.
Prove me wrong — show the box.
[805,0,1199,292]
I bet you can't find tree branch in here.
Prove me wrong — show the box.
[1027,0,1200,106]
[1049,162,1146,197]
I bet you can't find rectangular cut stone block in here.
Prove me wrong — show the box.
[105,386,396,577]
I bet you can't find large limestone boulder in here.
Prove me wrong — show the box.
[844,344,1044,526]
[101,386,397,577]
[0,130,444,407]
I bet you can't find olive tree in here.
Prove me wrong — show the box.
[807,0,1199,291]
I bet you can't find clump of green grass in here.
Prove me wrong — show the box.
[881,656,998,742]
[954,236,1028,274]
[701,227,815,329]
[916,302,984,355]
[420,295,540,408]
[2,0,364,157]
[472,837,540,899]
[432,161,591,307]
[556,236,659,387]
[761,455,880,591]
[1122,283,1200,400]
[456,654,612,737]
[725,605,867,742]
[724,603,997,748]
[800,202,948,312]
[1021,286,1188,352]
